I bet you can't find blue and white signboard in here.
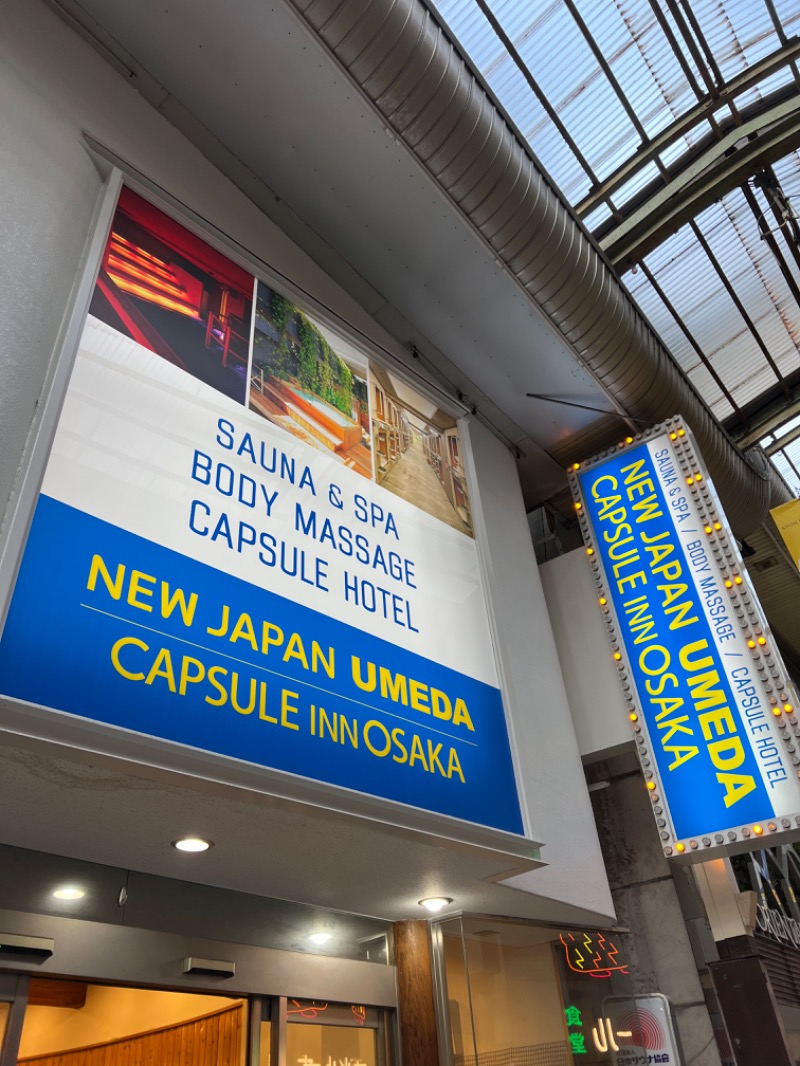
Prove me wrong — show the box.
[0,188,523,837]
[571,420,800,857]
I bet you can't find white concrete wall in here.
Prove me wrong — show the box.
[0,0,613,920]
[0,45,104,550]
[540,550,633,760]
[470,426,614,918]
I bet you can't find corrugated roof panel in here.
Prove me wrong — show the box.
[691,0,778,83]
[773,0,800,36]
[432,0,594,199]
[498,0,643,182]
[497,77,551,138]
[613,159,665,211]
[623,264,649,301]
[731,363,789,410]
[577,0,695,139]
[559,79,638,182]
[688,195,800,394]
[712,341,796,399]
[716,193,800,373]
[661,332,698,374]
[623,279,697,371]
[757,315,800,376]
[582,202,613,230]
[643,228,719,310]
[659,138,693,170]
[687,363,733,419]
[768,415,797,443]
[772,451,800,494]
[642,0,708,103]
[709,323,768,382]
[750,302,800,369]
[700,241,770,309]
[772,151,800,206]
[622,269,708,376]
[736,66,796,111]
[685,289,745,356]
[503,1,596,107]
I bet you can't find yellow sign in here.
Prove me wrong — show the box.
[771,499,800,572]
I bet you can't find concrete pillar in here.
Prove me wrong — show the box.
[588,753,724,1066]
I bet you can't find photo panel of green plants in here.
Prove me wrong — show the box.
[249,281,373,479]
[249,281,473,536]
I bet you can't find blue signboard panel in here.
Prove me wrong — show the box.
[0,189,524,839]
[578,437,787,843]
[0,495,522,832]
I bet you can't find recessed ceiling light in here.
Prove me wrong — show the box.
[53,885,85,900]
[172,837,213,853]
[308,932,332,945]
[419,897,453,913]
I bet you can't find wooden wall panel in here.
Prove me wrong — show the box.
[27,981,88,1010]
[19,1002,243,1066]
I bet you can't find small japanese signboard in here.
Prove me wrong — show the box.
[563,994,681,1065]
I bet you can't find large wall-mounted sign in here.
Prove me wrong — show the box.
[0,187,522,836]
[569,418,800,858]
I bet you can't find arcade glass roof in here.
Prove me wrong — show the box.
[428,0,800,493]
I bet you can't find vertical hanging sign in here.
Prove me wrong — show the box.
[569,418,800,858]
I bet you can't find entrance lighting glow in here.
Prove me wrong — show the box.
[418,897,453,913]
[172,837,213,853]
[307,932,332,945]
[53,885,85,900]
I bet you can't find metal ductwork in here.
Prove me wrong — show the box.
[288,0,790,537]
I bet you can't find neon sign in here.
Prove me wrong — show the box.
[351,1005,366,1026]
[560,932,629,978]
[288,1000,329,1019]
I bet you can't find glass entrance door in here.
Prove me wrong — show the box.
[288,1023,377,1065]
[257,998,389,1066]
[287,1001,379,1066]
[0,980,392,1066]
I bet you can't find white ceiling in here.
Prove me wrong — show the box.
[0,703,609,927]
[62,0,621,506]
